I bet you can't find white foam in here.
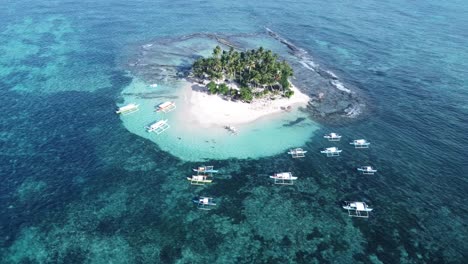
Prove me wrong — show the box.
[331,80,351,93]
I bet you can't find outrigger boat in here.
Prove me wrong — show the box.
[115,103,139,115]
[288,148,307,158]
[150,83,158,88]
[155,101,176,113]
[224,125,237,135]
[342,201,373,218]
[145,119,169,134]
[270,172,297,185]
[192,196,216,210]
[357,166,377,175]
[324,132,342,141]
[320,147,342,157]
[193,166,219,174]
[187,175,213,185]
[350,139,370,149]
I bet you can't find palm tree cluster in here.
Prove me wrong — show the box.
[192,46,294,101]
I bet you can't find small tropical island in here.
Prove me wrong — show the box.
[191,46,295,102]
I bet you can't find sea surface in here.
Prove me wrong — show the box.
[1,0,467,263]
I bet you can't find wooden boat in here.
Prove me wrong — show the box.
[350,139,370,148]
[145,120,169,134]
[288,148,307,158]
[270,172,297,185]
[192,196,216,210]
[187,175,213,185]
[116,103,139,115]
[320,147,342,157]
[343,201,373,218]
[155,101,176,113]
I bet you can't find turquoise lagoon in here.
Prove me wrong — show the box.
[1,0,467,263]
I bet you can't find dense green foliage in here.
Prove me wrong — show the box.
[192,46,294,101]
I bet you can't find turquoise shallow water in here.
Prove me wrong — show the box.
[1,0,467,263]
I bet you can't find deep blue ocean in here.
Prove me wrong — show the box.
[0,0,467,263]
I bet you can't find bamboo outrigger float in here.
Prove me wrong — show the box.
[342,201,373,218]
[288,148,307,158]
[192,196,216,210]
[155,101,176,113]
[270,172,297,185]
[116,103,139,115]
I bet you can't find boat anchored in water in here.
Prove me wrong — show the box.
[193,196,216,210]
[224,125,237,135]
[324,132,342,141]
[155,101,176,113]
[193,166,219,174]
[187,175,213,185]
[270,172,297,185]
[145,119,170,134]
[150,83,158,88]
[357,166,377,175]
[320,147,342,157]
[350,139,370,149]
[342,201,373,218]
[288,148,307,158]
[115,103,139,115]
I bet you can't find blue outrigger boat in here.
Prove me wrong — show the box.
[192,166,218,174]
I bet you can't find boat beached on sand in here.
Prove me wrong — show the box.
[342,201,373,218]
[224,125,238,135]
[116,103,139,115]
[270,172,297,185]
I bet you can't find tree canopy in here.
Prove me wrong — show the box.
[192,46,294,102]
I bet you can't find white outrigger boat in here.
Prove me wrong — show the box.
[224,125,237,135]
[150,83,158,88]
[187,175,213,185]
[193,196,216,210]
[288,148,307,158]
[193,166,219,174]
[320,147,342,157]
[145,119,169,134]
[270,172,297,185]
[115,103,139,115]
[155,101,176,113]
[350,139,370,149]
[357,166,377,175]
[343,201,373,218]
[324,132,342,141]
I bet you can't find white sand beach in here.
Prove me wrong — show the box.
[178,81,310,127]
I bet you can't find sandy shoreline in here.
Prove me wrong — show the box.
[178,80,310,127]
